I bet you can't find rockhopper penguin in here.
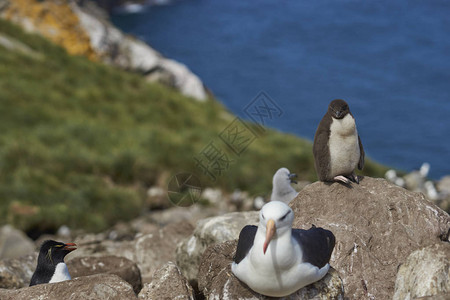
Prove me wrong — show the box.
[232,201,335,297]
[29,240,77,286]
[313,99,365,184]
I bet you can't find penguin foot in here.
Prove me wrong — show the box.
[333,175,350,184]
[349,174,359,184]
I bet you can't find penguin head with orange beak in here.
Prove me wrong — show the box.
[259,201,295,254]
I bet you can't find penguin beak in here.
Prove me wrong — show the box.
[63,243,77,252]
[263,219,276,254]
[288,173,298,184]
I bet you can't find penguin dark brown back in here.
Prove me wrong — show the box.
[30,240,77,286]
[313,99,364,184]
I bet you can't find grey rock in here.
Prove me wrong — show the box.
[0,225,35,259]
[145,186,167,210]
[104,221,137,241]
[135,221,194,283]
[176,211,259,283]
[393,243,449,300]
[69,235,136,262]
[404,170,425,192]
[0,253,37,289]
[145,204,220,227]
[436,176,450,213]
[437,176,450,195]
[128,218,159,236]
[67,255,142,294]
[138,261,194,300]
[198,240,344,299]
[0,273,137,299]
[290,177,450,299]
[403,163,430,193]
[70,221,193,284]
[414,295,450,300]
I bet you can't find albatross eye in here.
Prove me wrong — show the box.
[280,211,291,221]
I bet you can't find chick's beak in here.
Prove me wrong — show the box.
[263,219,276,254]
[289,173,298,184]
[63,243,77,252]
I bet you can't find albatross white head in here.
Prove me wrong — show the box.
[260,200,294,254]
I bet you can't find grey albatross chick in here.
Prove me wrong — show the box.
[232,201,335,297]
[313,99,365,184]
[30,240,77,286]
[270,167,299,204]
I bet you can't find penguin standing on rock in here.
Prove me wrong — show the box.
[30,240,77,286]
[313,99,364,184]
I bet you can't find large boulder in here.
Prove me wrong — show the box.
[290,177,450,299]
[0,225,35,259]
[67,256,142,294]
[393,242,449,299]
[176,211,259,283]
[198,240,344,299]
[69,235,136,262]
[0,253,37,289]
[0,273,137,299]
[138,261,194,300]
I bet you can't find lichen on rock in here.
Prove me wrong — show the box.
[1,0,97,59]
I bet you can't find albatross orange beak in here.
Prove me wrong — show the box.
[63,243,77,252]
[263,219,276,254]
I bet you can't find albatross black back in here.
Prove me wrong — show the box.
[292,226,335,268]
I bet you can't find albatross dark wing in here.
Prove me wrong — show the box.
[233,225,257,264]
[292,226,335,268]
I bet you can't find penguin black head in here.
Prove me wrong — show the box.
[30,240,77,286]
[328,99,350,119]
[37,240,77,266]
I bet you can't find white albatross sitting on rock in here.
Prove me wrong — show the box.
[231,201,335,297]
[270,167,299,204]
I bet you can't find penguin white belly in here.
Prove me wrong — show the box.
[329,115,360,177]
[49,262,71,283]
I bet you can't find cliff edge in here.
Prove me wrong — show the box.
[0,0,207,100]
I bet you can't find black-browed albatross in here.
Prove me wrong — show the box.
[232,201,335,297]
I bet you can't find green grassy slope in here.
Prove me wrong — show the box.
[0,19,388,234]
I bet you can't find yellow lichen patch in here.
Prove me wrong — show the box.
[4,0,97,60]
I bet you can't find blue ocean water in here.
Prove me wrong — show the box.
[111,0,450,179]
